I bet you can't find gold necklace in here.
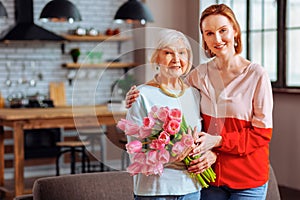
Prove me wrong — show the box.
[154,74,185,98]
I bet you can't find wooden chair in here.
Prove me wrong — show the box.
[78,126,107,171]
[56,141,90,175]
[49,82,92,175]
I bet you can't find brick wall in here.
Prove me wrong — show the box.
[0,0,133,106]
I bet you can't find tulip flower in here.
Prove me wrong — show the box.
[126,140,142,154]
[117,105,216,188]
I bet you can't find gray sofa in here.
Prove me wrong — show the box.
[14,171,134,200]
[14,166,280,200]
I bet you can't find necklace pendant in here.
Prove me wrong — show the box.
[153,74,186,98]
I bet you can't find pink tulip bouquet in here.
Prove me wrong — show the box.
[117,105,216,188]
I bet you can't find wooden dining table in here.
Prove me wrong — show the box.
[0,105,126,198]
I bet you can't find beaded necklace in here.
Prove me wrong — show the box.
[153,74,185,98]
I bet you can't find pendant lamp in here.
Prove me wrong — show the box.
[0,1,8,17]
[39,0,81,23]
[114,0,154,25]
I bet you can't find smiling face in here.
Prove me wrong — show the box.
[202,14,237,58]
[199,4,242,58]
[156,40,189,79]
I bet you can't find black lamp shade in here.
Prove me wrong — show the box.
[0,2,8,17]
[114,0,154,24]
[39,0,82,23]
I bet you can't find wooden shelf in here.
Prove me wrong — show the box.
[63,62,137,69]
[1,39,65,44]
[62,34,131,42]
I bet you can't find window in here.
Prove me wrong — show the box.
[200,0,300,89]
[286,0,300,87]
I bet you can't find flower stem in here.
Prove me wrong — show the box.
[184,156,216,188]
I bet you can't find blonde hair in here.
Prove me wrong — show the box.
[200,4,242,58]
[150,29,193,76]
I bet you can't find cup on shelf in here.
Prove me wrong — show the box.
[86,51,103,63]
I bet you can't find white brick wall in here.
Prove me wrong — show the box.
[0,0,133,107]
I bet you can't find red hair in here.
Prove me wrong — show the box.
[200,4,242,58]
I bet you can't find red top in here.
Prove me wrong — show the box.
[187,62,273,189]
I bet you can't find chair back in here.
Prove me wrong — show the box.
[266,165,281,200]
[32,171,133,200]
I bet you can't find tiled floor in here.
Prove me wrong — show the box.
[279,186,300,200]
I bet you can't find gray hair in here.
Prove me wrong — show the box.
[150,29,193,76]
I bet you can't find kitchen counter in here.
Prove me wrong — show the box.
[0,105,126,198]
[0,105,122,120]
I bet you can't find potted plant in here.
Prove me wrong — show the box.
[70,48,81,63]
[110,74,136,110]
[114,74,136,98]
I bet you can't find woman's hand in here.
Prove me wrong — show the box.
[193,132,222,155]
[125,85,140,108]
[171,128,195,162]
[188,150,217,174]
[171,145,194,162]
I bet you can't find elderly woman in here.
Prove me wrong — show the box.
[126,28,216,200]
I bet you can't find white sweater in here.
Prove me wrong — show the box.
[126,84,202,196]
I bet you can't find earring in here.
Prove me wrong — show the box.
[156,63,160,71]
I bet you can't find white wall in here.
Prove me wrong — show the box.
[147,0,187,32]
